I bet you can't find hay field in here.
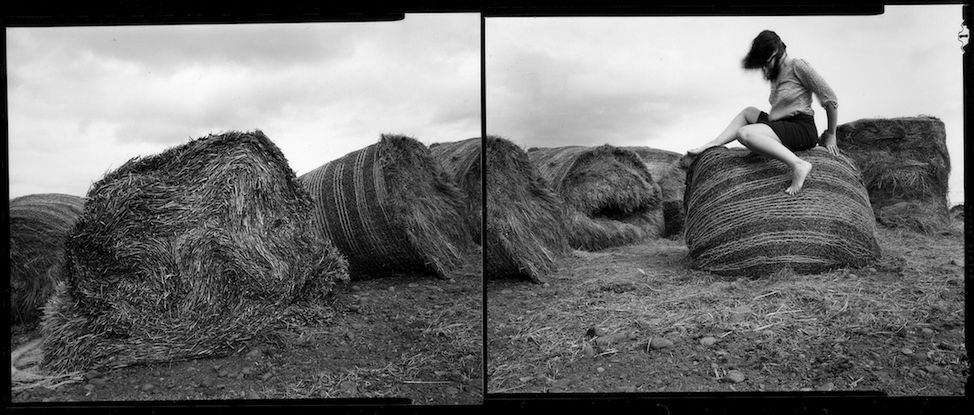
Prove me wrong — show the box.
[11,251,482,404]
[487,218,965,395]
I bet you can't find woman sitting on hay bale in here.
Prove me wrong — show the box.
[687,30,840,196]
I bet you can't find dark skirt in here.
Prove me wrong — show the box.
[757,111,818,151]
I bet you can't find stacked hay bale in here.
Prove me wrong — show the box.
[432,136,571,282]
[429,137,482,244]
[42,131,348,372]
[624,146,688,237]
[835,116,951,233]
[9,194,84,326]
[528,145,663,250]
[684,146,880,276]
[300,134,473,279]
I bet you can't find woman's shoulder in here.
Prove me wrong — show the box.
[789,58,816,71]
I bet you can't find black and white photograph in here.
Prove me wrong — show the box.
[7,13,483,404]
[485,5,966,395]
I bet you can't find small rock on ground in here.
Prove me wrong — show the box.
[245,348,262,359]
[141,383,155,392]
[700,337,717,347]
[582,342,595,357]
[649,337,674,350]
[339,381,357,394]
[724,370,745,384]
[586,327,606,338]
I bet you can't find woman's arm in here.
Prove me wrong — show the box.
[820,103,839,155]
[794,59,840,155]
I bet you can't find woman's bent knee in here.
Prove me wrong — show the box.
[737,126,753,143]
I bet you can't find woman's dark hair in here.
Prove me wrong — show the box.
[742,30,786,80]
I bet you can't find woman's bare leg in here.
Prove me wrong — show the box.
[737,124,813,195]
[688,106,762,155]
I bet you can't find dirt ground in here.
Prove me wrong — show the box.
[10,254,483,406]
[487,219,967,396]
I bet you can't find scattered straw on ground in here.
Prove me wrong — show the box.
[488,220,965,394]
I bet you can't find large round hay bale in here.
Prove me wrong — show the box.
[528,145,663,250]
[684,146,881,276]
[835,116,951,233]
[41,131,348,372]
[9,193,84,326]
[625,146,688,237]
[429,137,482,244]
[300,134,473,279]
[433,136,571,282]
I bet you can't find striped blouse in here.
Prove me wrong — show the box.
[768,58,838,121]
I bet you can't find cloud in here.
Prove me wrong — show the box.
[6,14,480,199]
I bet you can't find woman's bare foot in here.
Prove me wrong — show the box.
[784,160,813,195]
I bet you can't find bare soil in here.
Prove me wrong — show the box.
[487,220,966,396]
[10,255,483,405]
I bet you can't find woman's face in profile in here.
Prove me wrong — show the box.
[761,52,778,79]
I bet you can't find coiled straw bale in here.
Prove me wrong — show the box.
[684,146,880,276]
[300,134,473,279]
[9,193,84,326]
[42,131,348,372]
[529,145,663,250]
[835,116,951,233]
[625,146,688,237]
[433,136,571,282]
[429,137,482,244]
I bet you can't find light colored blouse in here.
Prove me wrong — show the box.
[768,58,838,121]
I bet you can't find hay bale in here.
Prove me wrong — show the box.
[433,136,571,282]
[624,146,688,237]
[835,116,951,233]
[41,130,348,372]
[300,134,473,279]
[528,145,663,250]
[9,193,84,326]
[949,204,963,221]
[684,146,880,276]
[429,137,482,244]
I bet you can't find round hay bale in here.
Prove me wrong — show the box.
[41,130,348,372]
[949,204,963,221]
[684,146,881,276]
[835,116,951,233]
[528,145,663,250]
[432,136,570,282]
[625,146,688,237]
[429,137,482,244]
[9,193,84,326]
[299,134,473,279]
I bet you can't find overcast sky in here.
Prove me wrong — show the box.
[487,5,965,205]
[6,14,480,199]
